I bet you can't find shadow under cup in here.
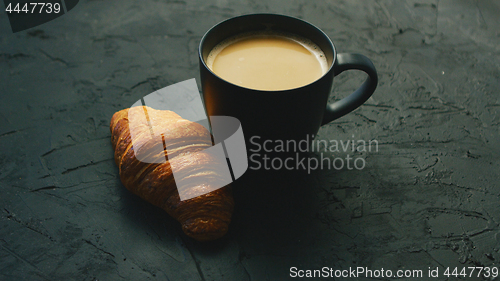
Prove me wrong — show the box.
[199,14,377,153]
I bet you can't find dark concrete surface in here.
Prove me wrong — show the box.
[1,0,499,280]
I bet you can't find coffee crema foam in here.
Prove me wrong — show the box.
[206,31,328,91]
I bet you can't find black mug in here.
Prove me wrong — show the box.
[199,14,377,147]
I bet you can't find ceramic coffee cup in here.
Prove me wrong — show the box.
[199,13,378,146]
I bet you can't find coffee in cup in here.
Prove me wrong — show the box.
[205,31,328,91]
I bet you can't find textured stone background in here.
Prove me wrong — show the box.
[1,0,499,280]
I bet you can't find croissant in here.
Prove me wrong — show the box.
[110,106,234,241]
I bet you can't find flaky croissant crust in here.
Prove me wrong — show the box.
[110,106,234,241]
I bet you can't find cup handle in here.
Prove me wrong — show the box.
[322,53,378,125]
